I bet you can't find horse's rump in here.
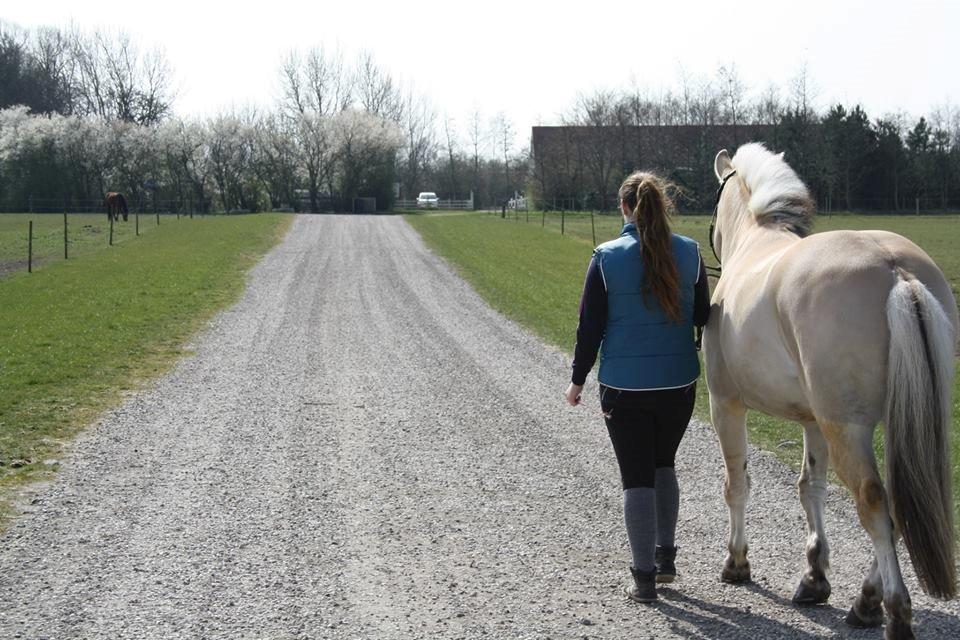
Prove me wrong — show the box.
[768,230,956,422]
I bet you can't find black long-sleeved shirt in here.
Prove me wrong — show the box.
[571,255,711,386]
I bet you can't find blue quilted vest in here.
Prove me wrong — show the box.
[595,223,701,390]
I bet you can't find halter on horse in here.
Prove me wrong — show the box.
[704,143,956,640]
[105,192,129,222]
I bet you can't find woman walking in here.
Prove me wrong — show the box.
[564,172,710,603]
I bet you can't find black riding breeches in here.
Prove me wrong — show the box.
[600,382,696,490]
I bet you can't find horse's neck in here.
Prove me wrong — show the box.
[723,222,798,272]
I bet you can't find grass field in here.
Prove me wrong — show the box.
[0,213,290,523]
[0,212,194,278]
[407,210,960,523]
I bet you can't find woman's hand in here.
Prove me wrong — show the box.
[564,383,584,406]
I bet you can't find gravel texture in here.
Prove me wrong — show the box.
[1,214,957,639]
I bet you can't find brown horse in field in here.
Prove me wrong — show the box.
[105,192,129,222]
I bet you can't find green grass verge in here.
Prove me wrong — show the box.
[0,212,190,277]
[406,210,960,523]
[0,213,291,523]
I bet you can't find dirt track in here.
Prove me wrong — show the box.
[0,214,956,639]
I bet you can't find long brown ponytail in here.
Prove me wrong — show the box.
[618,172,682,323]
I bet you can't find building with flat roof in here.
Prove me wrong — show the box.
[530,124,774,211]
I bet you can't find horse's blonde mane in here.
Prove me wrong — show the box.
[731,142,814,236]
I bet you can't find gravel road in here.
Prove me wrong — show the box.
[1,214,957,639]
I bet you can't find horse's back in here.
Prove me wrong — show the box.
[775,229,956,330]
[771,229,956,424]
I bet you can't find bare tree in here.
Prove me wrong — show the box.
[753,83,783,125]
[467,108,484,199]
[354,50,403,123]
[689,76,721,127]
[790,61,818,121]
[441,114,460,196]
[279,50,306,116]
[398,90,437,198]
[69,27,172,125]
[279,46,351,118]
[136,46,173,125]
[567,91,619,208]
[306,46,351,116]
[718,64,746,127]
[29,26,77,114]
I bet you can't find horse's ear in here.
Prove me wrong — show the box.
[715,149,733,182]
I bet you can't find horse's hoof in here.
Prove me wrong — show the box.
[845,603,883,628]
[721,557,751,583]
[792,576,831,605]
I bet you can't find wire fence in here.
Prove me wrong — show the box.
[0,209,227,279]
[0,195,224,215]
[483,204,960,264]
[483,206,634,246]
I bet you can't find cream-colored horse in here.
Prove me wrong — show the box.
[704,143,957,640]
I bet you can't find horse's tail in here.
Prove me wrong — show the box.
[885,272,956,599]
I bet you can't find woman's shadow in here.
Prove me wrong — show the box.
[652,582,959,639]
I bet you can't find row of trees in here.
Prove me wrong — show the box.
[533,66,960,212]
[0,21,172,125]
[0,20,531,213]
[0,104,407,213]
[4,20,956,214]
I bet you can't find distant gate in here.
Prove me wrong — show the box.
[394,192,474,211]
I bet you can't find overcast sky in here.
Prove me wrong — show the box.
[6,0,959,151]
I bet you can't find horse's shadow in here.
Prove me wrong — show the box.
[653,582,960,639]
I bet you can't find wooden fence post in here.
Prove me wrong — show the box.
[28,220,33,273]
[109,216,114,246]
[136,211,140,236]
[64,211,68,259]
[561,210,565,235]
[590,210,596,246]
[541,210,545,227]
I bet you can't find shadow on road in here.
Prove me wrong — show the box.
[654,582,959,639]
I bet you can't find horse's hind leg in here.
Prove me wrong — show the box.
[823,421,913,640]
[710,396,751,583]
[792,422,832,604]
